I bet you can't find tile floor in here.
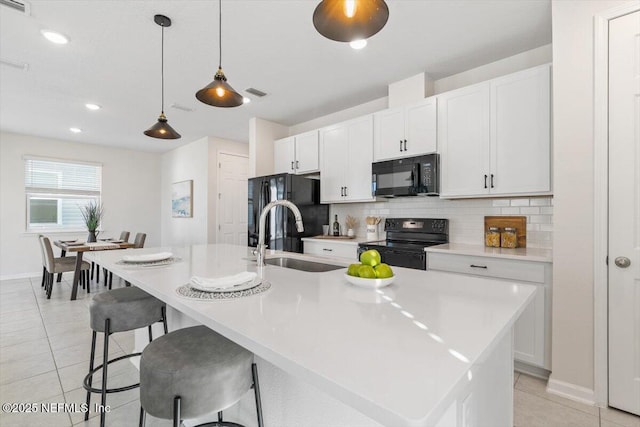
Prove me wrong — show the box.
[1,275,639,427]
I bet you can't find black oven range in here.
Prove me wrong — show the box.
[358,218,449,270]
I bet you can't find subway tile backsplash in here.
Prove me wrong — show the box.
[331,197,553,249]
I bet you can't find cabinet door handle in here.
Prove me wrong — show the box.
[484,175,488,189]
[470,264,488,269]
[400,140,403,152]
[296,160,299,169]
[322,248,333,252]
[490,174,494,188]
[340,187,344,196]
[403,139,407,151]
[344,187,348,197]
[291,161,295,171]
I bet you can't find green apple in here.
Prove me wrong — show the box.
[357,265,377,279]
[347,263,362,277]
[360,249,381,267]
[374,263,394,279]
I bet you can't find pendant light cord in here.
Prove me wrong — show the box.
[161,23,165,113]
[218,0,222,69]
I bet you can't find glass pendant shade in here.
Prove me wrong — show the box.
[144,112,181,139]
[313,0,389,42]
[195,67,244,107]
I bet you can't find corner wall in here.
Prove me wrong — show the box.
[549,0,631,397]
[0,132,162,279]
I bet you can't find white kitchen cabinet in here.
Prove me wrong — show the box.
[427,251,551,371]
[302,238,359,260]
[438,64,551,198]
[320,115,375,203]
[374,97,437,161]
[273,130,319,175]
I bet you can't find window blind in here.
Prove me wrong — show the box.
[25,157,102,195]
[24,157,102,231]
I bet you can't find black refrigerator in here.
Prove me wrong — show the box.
[248,173,328,253]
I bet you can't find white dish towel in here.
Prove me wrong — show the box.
[190,272,257,290]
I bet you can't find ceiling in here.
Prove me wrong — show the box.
[0,0,551,153]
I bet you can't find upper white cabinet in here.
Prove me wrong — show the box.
[438,64,551,198]
[320,115,375,203]
[273,130,319,175]
[374,97,437,161]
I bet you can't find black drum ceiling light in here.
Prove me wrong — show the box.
[313,0,389,42]
[195,0,243,108]
[144,14,181,140]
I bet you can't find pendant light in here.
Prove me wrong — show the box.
[313,0,389,42]
[195,0,243,107]
[145,14,181,140]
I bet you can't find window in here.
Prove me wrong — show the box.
[24,157,102,231]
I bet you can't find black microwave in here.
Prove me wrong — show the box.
[372,154,439,197]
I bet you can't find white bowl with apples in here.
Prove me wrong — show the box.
[344,249,395,289]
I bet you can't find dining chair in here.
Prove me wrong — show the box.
[103,232,144,289]
[40,236,91,299]
[93,231,130,283]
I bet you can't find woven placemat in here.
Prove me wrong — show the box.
[115,257,182,267]
[175,280,271,300]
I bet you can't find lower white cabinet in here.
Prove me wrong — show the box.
[303,239,359,261]
[427,252,551,370]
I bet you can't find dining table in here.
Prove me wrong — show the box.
[54,240,135,300]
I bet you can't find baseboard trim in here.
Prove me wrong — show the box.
[546,377,596,406]
[514,361,550,380]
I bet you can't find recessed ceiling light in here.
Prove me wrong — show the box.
[242,97,251,104]
[350,39,367,50]
[41,30,69,45]
[69,127,82,133]
[85,103,101,111]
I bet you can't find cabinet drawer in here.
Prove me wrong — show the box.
[427,253,545,284]
[304,241,357,260]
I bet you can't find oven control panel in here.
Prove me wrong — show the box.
[384,218,448,234]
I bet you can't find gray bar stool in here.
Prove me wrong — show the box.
[139,325,264,427]
[83,286,168,427]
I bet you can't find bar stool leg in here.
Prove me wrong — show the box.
[99,318,110,427]
[162,306,168,334]
[86,270,91,293]
[139,407,146,427]
[84,331,97,421]
[109,272,113,290]
[103,268,107,286]
[252,363,264,427]
[173,396,181,427]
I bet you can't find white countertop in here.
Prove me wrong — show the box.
[426,243,553,263]
[91,244,536,427]
[301,236,366,245]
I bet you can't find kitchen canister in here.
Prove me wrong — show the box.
[485,227,501,247]
[501,227,518,248]
[366,225,378,241]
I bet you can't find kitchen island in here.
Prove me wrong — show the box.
[90,244,537,427]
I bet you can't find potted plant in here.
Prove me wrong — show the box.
[81,200,103,242]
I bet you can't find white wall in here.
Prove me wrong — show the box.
[160,137,209,247]
[549,0,631,395]
[289,97,388,135]
[434,44,552,94]
[249,118,287,178]
[0,131,162,279]
[206,137,249,244]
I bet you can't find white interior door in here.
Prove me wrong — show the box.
[608,10,640,416]
[217,153,249,245]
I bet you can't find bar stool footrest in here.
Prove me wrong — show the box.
[195,422,245,427]
[82,352,141,394]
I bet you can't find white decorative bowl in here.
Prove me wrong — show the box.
[344,273,395,289]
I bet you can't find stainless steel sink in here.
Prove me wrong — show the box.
[264,257,344,272]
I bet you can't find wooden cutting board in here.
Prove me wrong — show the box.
[484,216,527,248]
